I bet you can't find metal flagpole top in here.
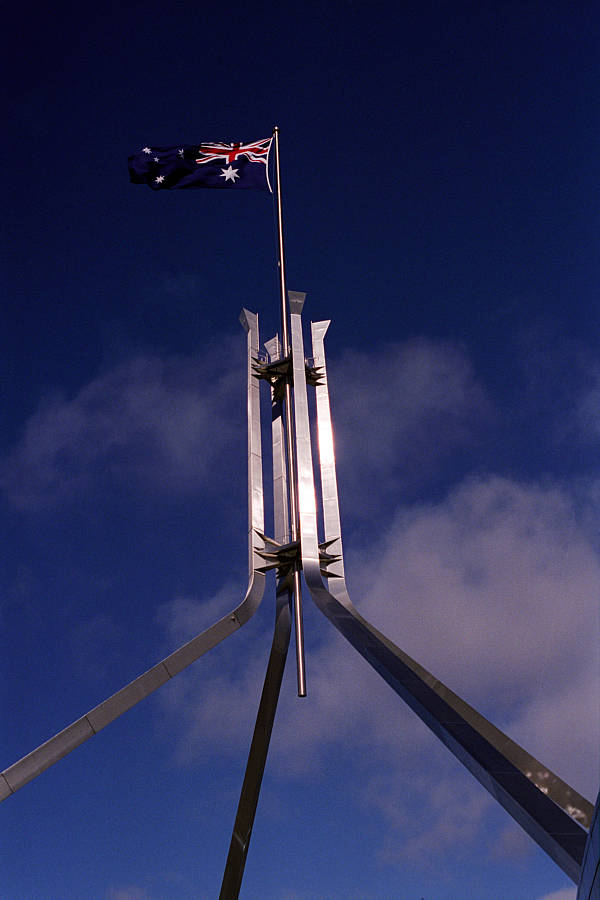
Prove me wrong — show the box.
[272,125,289,355]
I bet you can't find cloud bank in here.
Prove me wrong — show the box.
[1,341,243,509]
[331,338,489,511]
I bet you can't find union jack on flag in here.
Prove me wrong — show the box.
[128,137,273,192]
[195,138,272,168]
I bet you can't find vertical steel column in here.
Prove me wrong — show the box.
[310,320,347,595]
[240,309,267,591]
[288,296,324,592]
[272,126,306,697]
[265,335,289,545]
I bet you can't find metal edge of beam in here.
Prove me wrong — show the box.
[288,311,590,884]
[1,310,266,802]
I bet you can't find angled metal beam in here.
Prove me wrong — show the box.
[311,316,593,830]
[287,303,591,884]
[0,309,267,803]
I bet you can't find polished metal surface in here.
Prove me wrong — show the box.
[219,364,294,899]
[248,331,305,696]
[310,319,346,592]
[267,339,291,560]
[288,300,591,884]
[254,342,306,697]
[265,335,289,545]
[240,309,267,589]
[1,310,266,802]
[576,789,600,900]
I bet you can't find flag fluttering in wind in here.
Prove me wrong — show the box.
[128,138,273,192]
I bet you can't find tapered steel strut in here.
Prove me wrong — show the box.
[0,308,267,802]
[287,294,592,885]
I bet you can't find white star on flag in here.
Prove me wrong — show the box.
[220,165,240,182]
[155,175,165,184]
[142,147,152,154]
[178,149,184,157]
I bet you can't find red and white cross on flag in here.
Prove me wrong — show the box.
[195,138,272,167]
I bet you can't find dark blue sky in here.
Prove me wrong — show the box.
[3,3,599,898]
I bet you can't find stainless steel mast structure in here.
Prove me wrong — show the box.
[3,128,598,899]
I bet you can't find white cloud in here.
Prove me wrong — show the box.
[107,886,154,900]
[491,822,535,861]
[330,338,489,511]
[349,475,600,796]
[155,584,272,767]
[506,670,600,800]
[535,888,577,900]
[156,584,243,647]
[1,340,243,509]
[2,335,487,514]
[360,763,493,863]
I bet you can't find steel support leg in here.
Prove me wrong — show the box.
[288,295,590,884]
[1,309,267,802]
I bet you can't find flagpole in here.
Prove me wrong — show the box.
[272,125,306,698]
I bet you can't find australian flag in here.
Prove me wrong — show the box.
[128,138,273,192]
